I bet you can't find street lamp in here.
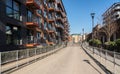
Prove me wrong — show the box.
[91,13,95,39]
[91,13,95,55]
[82,28,84,41]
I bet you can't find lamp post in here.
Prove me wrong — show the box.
[91,13,95,55]
[91,13,95,39]
[82,28,84,41]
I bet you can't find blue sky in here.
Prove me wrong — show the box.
[62,0,119,34]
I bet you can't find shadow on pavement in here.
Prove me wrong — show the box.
[83,59,102,74]
[82,46,113,74]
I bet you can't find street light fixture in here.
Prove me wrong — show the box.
[91,13,95,39]
[91,13,95,55]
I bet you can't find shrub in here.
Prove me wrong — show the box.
[115,39,120,52]
[104,41,116,51]
[89,39,102,47]
[115,39,120,46]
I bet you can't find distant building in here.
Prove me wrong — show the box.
[71,34,82,43]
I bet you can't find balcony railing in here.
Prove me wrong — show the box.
[56,0,61,3]
[48,17,55,22]
[26,15,39,27]
[47,3,55,11]
[56,23,64,29]
[56,16,64,23]
[26,0,40,10]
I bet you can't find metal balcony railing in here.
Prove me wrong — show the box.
[26,0,40,9]
[48,3,55,9]
[27,15,39,26]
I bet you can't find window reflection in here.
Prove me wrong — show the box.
[6,0,20,20]
[6,25,21,45]
[27,10,32,22]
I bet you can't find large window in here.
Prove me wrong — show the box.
[44,21,47,30]
[6,25,21,45]
[6,26,12,44]
[27,10,32,22]
[44,10,47,18]
[6,0,21,20]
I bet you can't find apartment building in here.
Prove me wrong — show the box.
[102,2,120,42]
[0,0,69,51]
[87,2,120,43]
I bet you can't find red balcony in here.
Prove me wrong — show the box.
[47,3,55,11]
[26,22,38,27]
[26,0,40,10]
[47,18,54,23]
[47,30,54,33]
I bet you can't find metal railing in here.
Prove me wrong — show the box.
[82,42,120,74]
[0,44,64,74]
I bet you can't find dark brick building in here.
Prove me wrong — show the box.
[0,0,70,51]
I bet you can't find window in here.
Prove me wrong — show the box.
[6,26,12,44]
[6,0,21,20]
[27,10,32,22]
[37,9,42,15]
[44,10,47,18]
[48,23,52,30]
[6,25,21,45]
[44,21,48,30]
[43,0,46,5]
[38,17,42,28]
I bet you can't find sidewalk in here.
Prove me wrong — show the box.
[82,45,120,74]
[10,45,106,74]
[1,46,64,74]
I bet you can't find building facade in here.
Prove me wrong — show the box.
[87,2,120,43]
[0,0,69,51]
[71,34,82,43]
[102,2,120,42]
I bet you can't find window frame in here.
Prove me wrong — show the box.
[5,0,21,21]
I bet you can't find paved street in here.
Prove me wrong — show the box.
[11,45,105,74]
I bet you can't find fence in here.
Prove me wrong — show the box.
[82,42,120,74]
[0,44,64,74]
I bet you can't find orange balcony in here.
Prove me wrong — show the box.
[48,42,54,45]
[47,29,55,33]
[26,0,40,10]
[56,9,62,13]
[47,3,55,11]
[47,7,55,11]
[26,22,39,27]
[25,44,36,48]
[47,18,54,23]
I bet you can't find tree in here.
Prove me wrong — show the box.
[102,20,118,42]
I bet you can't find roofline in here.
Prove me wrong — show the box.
[102,2,120,16]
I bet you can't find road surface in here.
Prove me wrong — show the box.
[11,45,105,74]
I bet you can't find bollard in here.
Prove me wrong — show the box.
[113,51,116,74]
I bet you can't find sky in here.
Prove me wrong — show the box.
[62,0,119,34]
